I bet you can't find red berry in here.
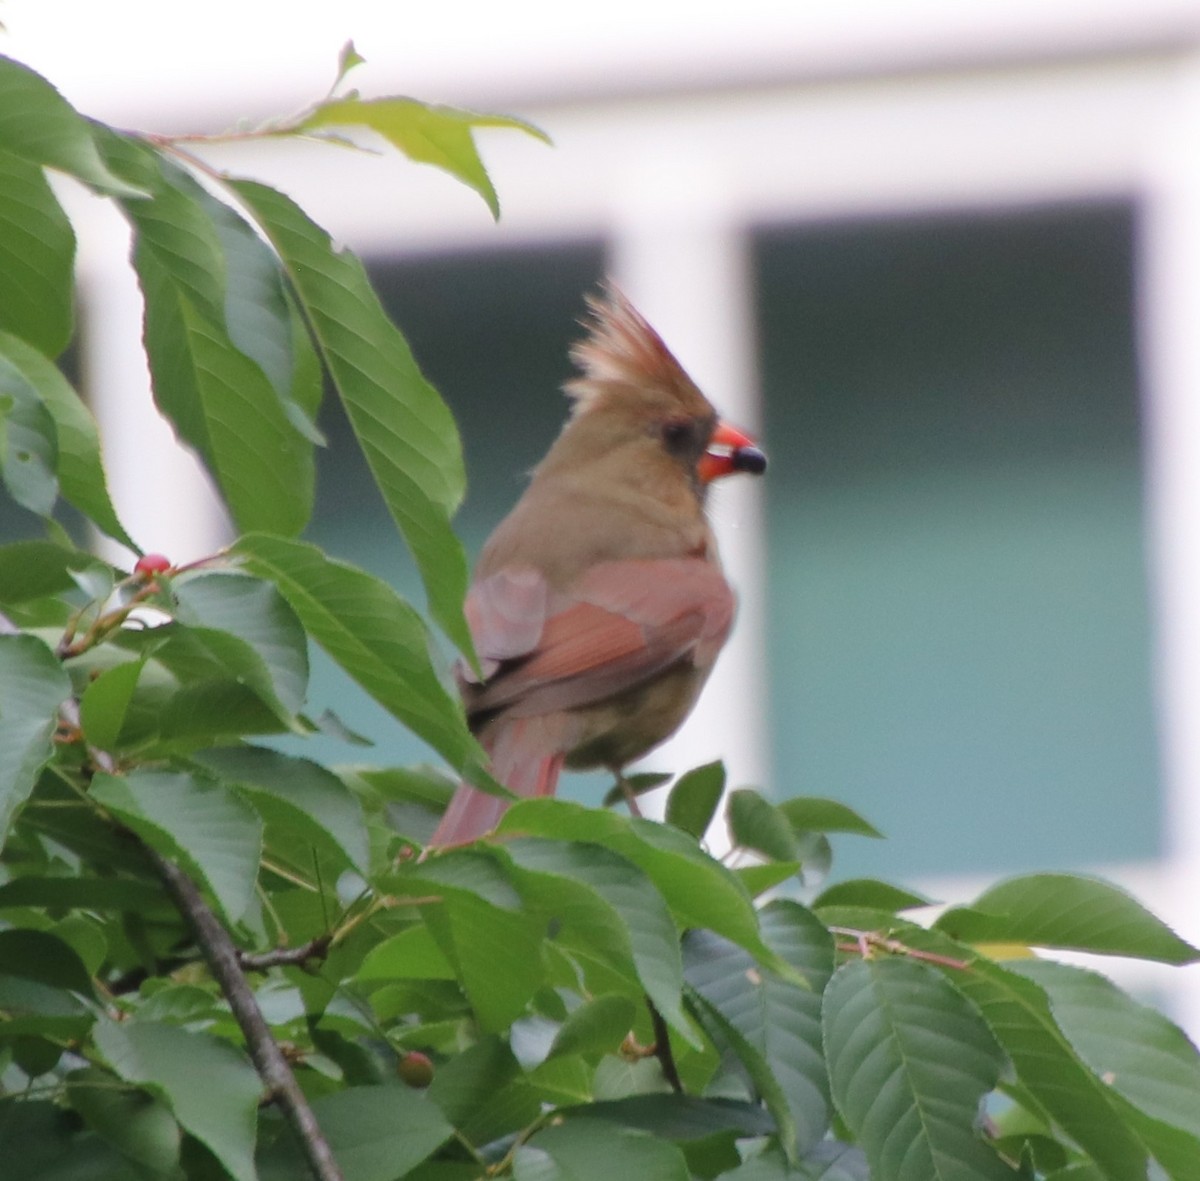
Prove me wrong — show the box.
[397,1051,434,1087]
[134,553,172,576]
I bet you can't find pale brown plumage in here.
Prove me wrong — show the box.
[429,287,765,846]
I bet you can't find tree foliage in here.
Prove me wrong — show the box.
[0,45,1196,1181]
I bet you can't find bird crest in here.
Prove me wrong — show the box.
[565,285,708,416]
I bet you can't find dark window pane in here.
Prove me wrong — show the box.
[755,202,1158,878]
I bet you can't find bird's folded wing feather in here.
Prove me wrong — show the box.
[466,557,734,720]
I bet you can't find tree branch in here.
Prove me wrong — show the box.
[143,845,345,1181]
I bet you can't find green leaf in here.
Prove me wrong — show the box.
[727,789,798,861]
[0,875,172,915]
[516,1118,689,1181]
[685,987,798,1161]
[135,983,223,1026]
[684,900,834,1156]
[566,1096,769,1177]
[0,56,144,195]
[90,769,262,923]
[504,836,693,1041]
[991,1130,1069,1178]
[0,633,70,839]
[715,1142,870,1180]
[171,160,325,446]
[601,770,672,809]
[0,350,58,515]
[496,800,787,976]
[12,1034,63,1077]
[172,570,309,720]
[0,1099,144,1181]
[569,1095,775,1141]
[735,861,802,896]
[665,761,726,839]
[944,954,1148,1179]
[267,1086,453,1181]
[357,924,457,982]
[227,180,474,655]
[792,832,832,887]
[528,1053,599,1105]
[428,1035,540,1146]
[0,333,134,546]
[497,848,651,1004]
[308,705,372,746]
[0,539,93,603]
[401,847,523,909]
[549,994,638,1061]
[68,1067,181,1175]
[231,534,478,768]
[592,1054,673,1101]
[814,904,925,938]
[301,96,549,220]
[345,763,456,846]
[348,763,455,802]
[0,150,73,355]
[94,1020,261,1181]
[394,853,541,1030]
[79,658,144,751]
[1012,960,1200,1179]
[822,957,1013,1181]
[813,879,932,912]
[334,40,367,89]
[49,913,107,977]
[155,664,287,746]
[432,893,543,1030]
[196,745,369,874]
[99,135,313,535]
[0,928,94,1002]
[143,264,313,536]
[776,797,883,838]
[935,873,1199,963]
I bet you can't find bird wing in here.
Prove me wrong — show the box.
[465,557,734,722]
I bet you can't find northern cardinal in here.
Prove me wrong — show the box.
[429,287,766,847]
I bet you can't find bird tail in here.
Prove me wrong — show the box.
[427,716,568,848]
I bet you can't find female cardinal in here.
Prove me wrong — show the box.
[429,287,766,846]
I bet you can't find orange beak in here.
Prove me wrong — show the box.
[697,421,767,484]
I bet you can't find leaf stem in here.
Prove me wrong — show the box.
[645,995,684,1094]
[490,1109,556,1175]
[55,578,161,660]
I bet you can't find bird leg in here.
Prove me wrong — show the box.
[614,768,644,818]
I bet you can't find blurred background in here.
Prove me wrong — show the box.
[5,0,1200,1031]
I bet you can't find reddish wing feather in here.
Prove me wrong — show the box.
[463,567,549,679]
[466,558,733,721]
[527,602,646,680]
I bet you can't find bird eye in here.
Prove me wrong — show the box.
[660,419,694,452]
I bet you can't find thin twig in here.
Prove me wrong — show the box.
[143,845,345,1181]
[238,935,332,971]
[645,995,683,1093]
[829,926,970,970]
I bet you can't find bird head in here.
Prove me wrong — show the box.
[558,286,766,492]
